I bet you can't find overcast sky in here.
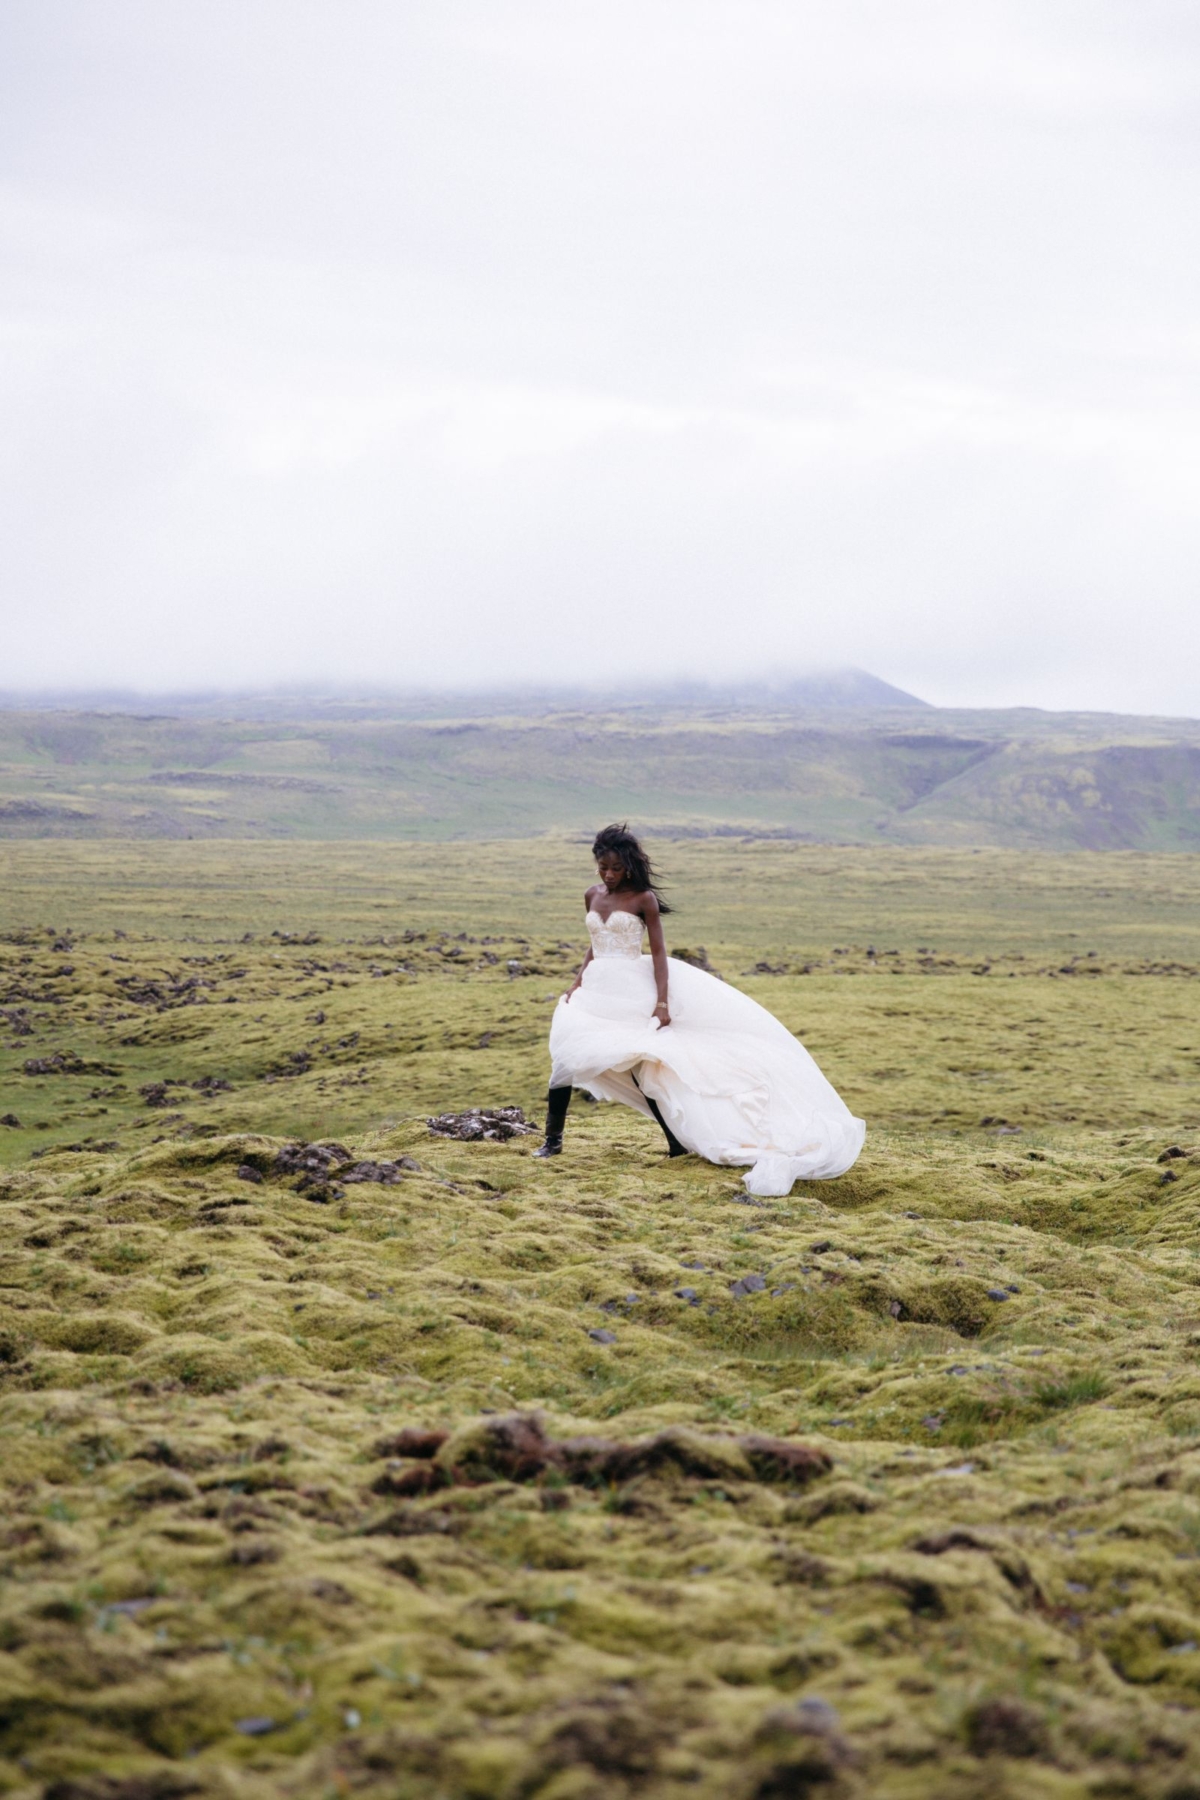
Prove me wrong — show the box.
[3,1,1199,714]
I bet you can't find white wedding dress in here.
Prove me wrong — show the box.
[548,910,865,1196]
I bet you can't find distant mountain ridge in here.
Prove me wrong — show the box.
[0,685,1198,849]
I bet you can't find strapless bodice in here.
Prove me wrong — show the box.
[586,908,646,959]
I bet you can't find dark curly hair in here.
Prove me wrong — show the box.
[591,823,672,913]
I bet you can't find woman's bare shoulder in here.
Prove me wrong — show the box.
[637,888,660,917]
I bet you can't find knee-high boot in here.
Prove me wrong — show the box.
[645,1093,689,1157]
[631,1071,689,1157]
[533,1085,571,1158]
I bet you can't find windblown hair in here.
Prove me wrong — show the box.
[591,823,673,913]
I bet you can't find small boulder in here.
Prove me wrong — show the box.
[426,1108,536,1141]
[730,1272,766,1297]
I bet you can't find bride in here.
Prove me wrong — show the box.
[535,824,865,1197]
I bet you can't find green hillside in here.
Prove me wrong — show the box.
[1,699,1198,849]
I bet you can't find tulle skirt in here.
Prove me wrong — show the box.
[548,954,865,1196]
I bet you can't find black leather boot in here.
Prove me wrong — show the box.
[645,1093,689,1157]
[631,1071,689,1157]
[533,1085,571,1158]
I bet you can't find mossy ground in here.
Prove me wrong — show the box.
[1,842,1199,1799]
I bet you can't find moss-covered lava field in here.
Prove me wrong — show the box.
[1,840,1199,1799]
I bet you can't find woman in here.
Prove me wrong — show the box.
[535,824,865,1197]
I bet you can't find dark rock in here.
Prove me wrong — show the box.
[193,1075,231,1093]
[299,1183,341,1204]
[808,1241,832,1254]
[234,1716,278,1737]
[140,1082,173,1108]
[371,1462,444,1498]
[275,1141,352,1178]
[25,1052,86,1076]
[588,1328,618,1345]
[681,1259,707,1270]
[426,1107,536,1141]
[986,1288,1011,1302]
[730,1272,767,1297]
[0,1114,19,1127]
[1160,1170,1178,1185]
[913,1526,991,1555]
[739,1436,832,1484]
[1159,1146,1187,1162]
[342,1159,407,1185]
[671,946,722,978]
[374,1428,449,1459]
[674,1286,699,1301]
[437,1412,832,1491]
[235,1164,264,1184]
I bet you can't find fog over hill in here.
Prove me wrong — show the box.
[0,666,929,721]
[0,670,1197,850]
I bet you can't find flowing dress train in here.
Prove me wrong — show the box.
[548,910,865,1196]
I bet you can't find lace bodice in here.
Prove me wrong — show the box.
[586,908,646,959]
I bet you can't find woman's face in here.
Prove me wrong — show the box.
[596,853,626,890]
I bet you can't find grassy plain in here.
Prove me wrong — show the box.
[1,840,1199,1799]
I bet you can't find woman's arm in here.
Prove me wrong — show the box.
[563,946,592,1000]
[642,891,671,1027]
[563,888,596,1003]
